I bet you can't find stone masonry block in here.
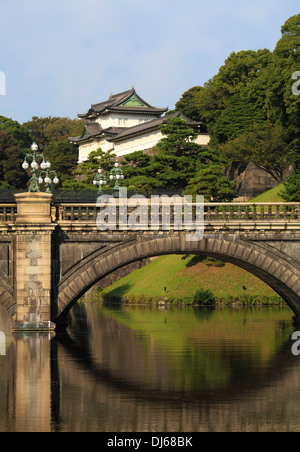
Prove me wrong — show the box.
[25,266,42,275]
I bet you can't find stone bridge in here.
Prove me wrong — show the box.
[1,192,300,331]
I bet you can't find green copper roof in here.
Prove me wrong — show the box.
[119,93,148,108]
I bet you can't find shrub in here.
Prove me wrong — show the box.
[280,170,300,202]
[193,288,216,306]
[203,257,225,267]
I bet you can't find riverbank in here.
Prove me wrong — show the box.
[88,254,283,307]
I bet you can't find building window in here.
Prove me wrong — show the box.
[118,118,128,126]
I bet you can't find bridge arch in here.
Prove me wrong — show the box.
[55,233,300,328]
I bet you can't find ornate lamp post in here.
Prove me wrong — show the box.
[93,166,107,195]
[22,142,59,192]
[109,160,124,198]
[38,169,59,193]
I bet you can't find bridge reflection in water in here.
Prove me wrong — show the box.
[1,303,300,432]
[0,332,5,355]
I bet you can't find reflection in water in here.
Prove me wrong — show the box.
[0,332,5,356]
[0,303,300,432]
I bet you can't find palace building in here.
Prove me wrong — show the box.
[69,88,210,163]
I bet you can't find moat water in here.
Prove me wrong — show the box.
[0,303,300,432]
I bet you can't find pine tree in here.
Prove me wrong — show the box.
[184,164,235,202]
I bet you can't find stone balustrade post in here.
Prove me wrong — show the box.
[13,193,56,331]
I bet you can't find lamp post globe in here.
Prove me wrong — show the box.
[109,160,124,198]
[21,142,59,193]
[93,166,107,195]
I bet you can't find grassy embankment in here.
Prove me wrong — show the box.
[250,183,284,203]
[94,184,286,306]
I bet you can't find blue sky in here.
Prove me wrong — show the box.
[0,0,299,124]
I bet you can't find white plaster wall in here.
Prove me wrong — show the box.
[78,139,111,163]
[78,131,211,162]
[194,134,210,146]
[114,132,210,156]
[114,131,163,156]
[96,113,158,129]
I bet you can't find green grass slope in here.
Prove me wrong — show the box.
[99,255,282,305]
[250,184,284,202]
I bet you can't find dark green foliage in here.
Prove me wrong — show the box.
[43,139,78,185]
[280,171,300,201]
[23,116,85,150]
[202,258,225,268]
[270,14,300,141]
[0,115,85,190]
[0,116,32,151]
[119,117,232,196]
[173,86,205,122]
[23,116,85,186]
[0,131,28,189]
[181,255,225,268]
[219,122,297,182]
[183,163,235,202]
[274,14,300,60]
[181,48,273,141]
[62,148,117,190]
[0,116,32,189]
[171,15,300,191]
[211,89,267,144]
[193,288,216,306]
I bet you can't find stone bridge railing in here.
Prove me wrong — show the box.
[0,202,300,227]
[51,202,300,232]
[0,204,17,223]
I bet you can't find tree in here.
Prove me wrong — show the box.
[267,14,300,142]
[192,49,273,140]
[183,164,235,202]
[280,170,300,202]
[274,14,300,60]
[156,117,199,155]
[153,117,217,189]
[43,139,78,185]
[173,86,206,123]
[119,118,204,193]
[0,116,32,151]
[24,116,85,150]
[124,175,164,196]
[211,88,267,144]
[219,122,296,182]
[120,151,165,195]
[62,148,116,190]
[170,15,299,152]
[118,118,230,195]
[23,116,86,184]
[0,131,28,189]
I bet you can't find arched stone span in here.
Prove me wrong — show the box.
[55,233,300,328]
